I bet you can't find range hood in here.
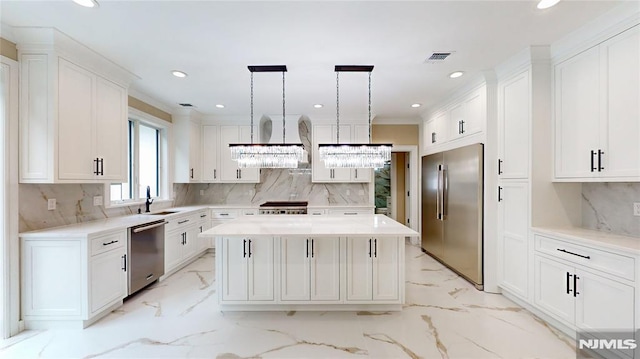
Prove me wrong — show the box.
[260,115,310,164]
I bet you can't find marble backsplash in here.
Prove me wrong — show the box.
[174,168,370,206]
[19,169,369,232]
[582,182,640,238]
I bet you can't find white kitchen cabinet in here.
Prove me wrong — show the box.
[201,125,220,182]
[448,87,485,141]
[424,112,449,149]
[497,181,529,299]
[326,208,374,216]
[196,210,212,251]
[351,125,373,182]
[90,247,127,315]
[312,124,351,182]
[219,125,260,182]
[281,237,340,301]
[164,213,204,274]
[20,53,128,183]
[554,26,640,181]
[21,229,128,328]
[532,232,636,346]
[346,237,399,301]
[174,115,202,183]
[498,70,530,179]
[221,236,274,301]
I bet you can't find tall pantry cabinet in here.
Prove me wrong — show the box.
[17,28,135,183]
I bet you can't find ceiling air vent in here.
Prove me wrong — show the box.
[178,103,194,107]
[424,51,454,64]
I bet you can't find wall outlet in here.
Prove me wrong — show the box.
[47,198,56,210]
[200,190,205,196]
[93,196,103,206]
[634,203,640,217]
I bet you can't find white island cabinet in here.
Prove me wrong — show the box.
[201,214,418,311]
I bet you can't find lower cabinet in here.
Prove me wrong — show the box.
[280,236,340,301]
[21,229,128,328]
[165,223,200,274]
[346,237,399,301]
[534,254,635,332]
[221,236,274,301]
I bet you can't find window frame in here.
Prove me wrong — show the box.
[106,107,171,208]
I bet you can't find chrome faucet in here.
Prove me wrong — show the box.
[145,186,153,213]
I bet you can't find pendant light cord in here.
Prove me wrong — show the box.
[336,71,340,144]
[250,71,254,144]
[282,71,286,144]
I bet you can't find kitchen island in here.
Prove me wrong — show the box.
[200,214,419,311]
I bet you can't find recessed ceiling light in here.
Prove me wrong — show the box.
[537,0,560,9]
[215,104,225,109]
[449,71,464,79]
[72,0,99,7]
[313,104,324,109]
[172,70,188,78]
[411,103,422,108]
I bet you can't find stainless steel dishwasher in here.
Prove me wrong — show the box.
[128,220,166,295]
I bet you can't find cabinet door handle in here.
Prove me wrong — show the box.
[460,120,465,134]
[498,159,503,175]
[498,186,503,202]
[556,248,590,259]
[239,169,242,179]
[94,158,100,175]
[311,239,315,258]
[214,169,217,179]
[243,239,247,258]
[597,149,604,172]
[368,239,372,258]
[122,254,127,271]
[99,158,104,175]
[199,226,203,233]
[200,214,207,218]
[306,239,309,258]
[102,240,118,246]
[374,238,377,258]
[355,169,358,179]
[566,272,572,294]
[190,168,194,179]
[248,239,252,258]
[236,169,239,179]
[573,275,579,297]
[590,150,596,172]
[431,132,436,144]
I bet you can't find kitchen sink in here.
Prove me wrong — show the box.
[150,211,178,215]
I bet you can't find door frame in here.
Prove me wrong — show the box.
[388,145,419,243]
[1,55,20,338]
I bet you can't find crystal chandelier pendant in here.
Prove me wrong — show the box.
[229,65,303,169]
[230,144,304,168]
[318,65,392,169]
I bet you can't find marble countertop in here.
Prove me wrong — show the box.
[200,214,419,237]
[532,226,640,255]
[20,205,210,238]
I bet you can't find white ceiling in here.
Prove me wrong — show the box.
[0,0,622,121]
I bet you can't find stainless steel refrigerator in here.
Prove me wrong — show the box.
[421,143,484,289]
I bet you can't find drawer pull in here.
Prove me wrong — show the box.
[178,219,190,224]
[557,248,590,260]
[103,240,118,246]
[344,212,358,215]
[200,214,207,218]
[220,213,229,216]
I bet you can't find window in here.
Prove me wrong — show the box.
[110,116,165,204]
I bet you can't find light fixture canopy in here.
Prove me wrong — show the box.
[72,0,99,8]
[318,65,392,169]
[229,65,304,168]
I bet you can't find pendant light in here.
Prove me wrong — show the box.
[318,65,392,168]
[229,65,304,168]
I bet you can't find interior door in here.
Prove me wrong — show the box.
[442,143,483,286]
[421,153,444,259]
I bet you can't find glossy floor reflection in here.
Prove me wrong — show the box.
[1,242,576,358]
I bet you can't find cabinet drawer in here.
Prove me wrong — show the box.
[91,231,126,256]
[308,209,325,216]
[534,234,635,281]
[165,214,196,232]
[242,209,258,216]
[327,209,373,216]
[211,210,238,219]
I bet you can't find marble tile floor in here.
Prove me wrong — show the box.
[1,243,576,359]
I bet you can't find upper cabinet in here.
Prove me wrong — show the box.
[18,29,134,183]
[312,124,372,183]
[174,114,202,183]
[423,85,486,152]
[201,125,220,182]
[554,26,639,181]
[498,69,531,179]
[219,125,260,183]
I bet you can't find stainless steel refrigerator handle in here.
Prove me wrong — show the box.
[441,165,448,220]
[436,165,442,220]
[132,221,166,233]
